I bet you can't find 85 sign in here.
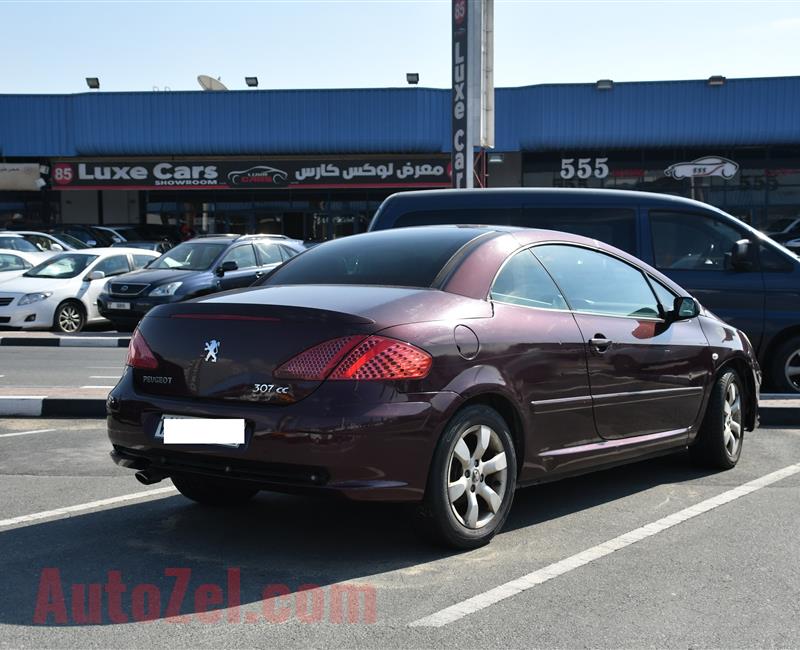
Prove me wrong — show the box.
[560,157,609,180]
[51,163,75,186]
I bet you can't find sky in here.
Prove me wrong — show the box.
[0,0,798,94]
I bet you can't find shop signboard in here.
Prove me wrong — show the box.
[0,163,45,191]
[49,157,451,190]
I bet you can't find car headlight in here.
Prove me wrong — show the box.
[18,292,52,305]
[149,282,183,297]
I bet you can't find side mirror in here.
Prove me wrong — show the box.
[730,239,754,271]
[51,243,64,252]
[216,260,238,276]
[86,270,106,281]
[670,296,700,321]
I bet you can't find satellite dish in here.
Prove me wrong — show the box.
[197,75,228,91]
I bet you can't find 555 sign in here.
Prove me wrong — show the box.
[560,157,609,180]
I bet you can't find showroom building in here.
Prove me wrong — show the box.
[0,75,798,240]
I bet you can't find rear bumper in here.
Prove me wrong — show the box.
[107,372,460,501]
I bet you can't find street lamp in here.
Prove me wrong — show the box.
[406,73,419,85]
[707,75,726,86]
[245,76,259,88]
[85,77,100,89]
[595,79,613,90]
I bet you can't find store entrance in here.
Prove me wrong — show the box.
[145,190,384,243]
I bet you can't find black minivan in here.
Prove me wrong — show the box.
[369,188,800,393]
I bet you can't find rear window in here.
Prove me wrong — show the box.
[263,228,483,288]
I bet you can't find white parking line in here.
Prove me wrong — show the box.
[0,486,178,530]
[410,462,800,628]
[0,428,56,439]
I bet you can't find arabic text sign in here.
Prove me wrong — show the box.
[0,164,43,191]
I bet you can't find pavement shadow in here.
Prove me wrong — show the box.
[0,451,714,627]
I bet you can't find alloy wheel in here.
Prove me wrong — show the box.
[446,424,508,529]
[783,347,800,392]
[58,304,82,333]
[723,380,743,457]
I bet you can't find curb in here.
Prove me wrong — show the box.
[0,337,130,348]
[0,397,107,418]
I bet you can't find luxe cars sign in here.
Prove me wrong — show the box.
[50,158,451,190]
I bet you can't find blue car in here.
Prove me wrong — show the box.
[369,188,800,393]
[98,234,304,331]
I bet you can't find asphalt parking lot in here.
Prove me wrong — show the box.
[0,417,798,648]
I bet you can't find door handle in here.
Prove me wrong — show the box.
[589,335,612,351]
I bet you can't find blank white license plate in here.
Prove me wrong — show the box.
[155,415,245,446]
[108,301,131,310]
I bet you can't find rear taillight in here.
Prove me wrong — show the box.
[274,335,432,381]
[126,329,158,369]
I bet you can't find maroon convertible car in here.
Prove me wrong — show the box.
[108,226,760,548]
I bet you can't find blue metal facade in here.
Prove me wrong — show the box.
[1,77,798,157]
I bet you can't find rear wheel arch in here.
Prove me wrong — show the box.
[451,392,525,472]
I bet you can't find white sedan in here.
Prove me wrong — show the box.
[0,249,47,284]
[0,248,160,333]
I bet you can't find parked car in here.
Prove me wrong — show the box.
[0,248,159,333]
[0,249,45,284]
[0,233,45,254]
[111,241,172,254]
[14,230,90,252]
[108,226,759,549]
[52,225,116,248]
[368,188,800,393]
[97,234,304,331]
[101,224,181,247]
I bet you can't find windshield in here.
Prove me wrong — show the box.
[149,242,227,271]
[48,232,90,249]
[0,236,39,253]
[263,228,483,288]
[24,253,98,279]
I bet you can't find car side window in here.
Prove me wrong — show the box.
[490,249,568,310]
[279,245,299,261]
[93,255,131,277]
[650,211,747,271]
[0,253,30,271]
[132,254,154,270]
[222,244,257,269]
[254,242,283,265]
[649,277,677,313]
[533,245,660,319]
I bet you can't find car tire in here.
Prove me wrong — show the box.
[53,300,86,334]
[690,369,744,470]
[419,405,517,549]
[171,475,259,506]
[767,335,800,393]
